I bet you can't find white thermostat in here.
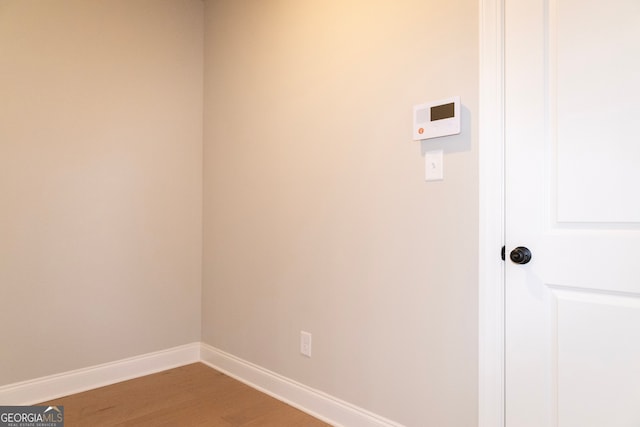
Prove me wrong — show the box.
[413,96,460,140]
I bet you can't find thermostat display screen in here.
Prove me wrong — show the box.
[430,103,455,121]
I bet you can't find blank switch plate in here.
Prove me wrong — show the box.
[425,150,444,181]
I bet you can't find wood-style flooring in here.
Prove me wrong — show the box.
[39,363,331,426]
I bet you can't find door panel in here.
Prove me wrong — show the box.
[505,0,640,425]
[555,0,640,223]
[554,288,640,426]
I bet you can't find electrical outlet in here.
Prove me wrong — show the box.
[300,331,312,358]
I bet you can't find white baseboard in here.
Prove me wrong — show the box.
[0,342,200,405]
[0,342,403,427]
[200,343,404,427]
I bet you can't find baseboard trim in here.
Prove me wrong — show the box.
[200,343,404,427]
[0,342,404,427]
[0,342,200,405]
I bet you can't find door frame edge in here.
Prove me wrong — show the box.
[478,0,505,425]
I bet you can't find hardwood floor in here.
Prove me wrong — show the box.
[39,363,331,426]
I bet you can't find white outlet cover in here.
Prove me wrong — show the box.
[300,331,312,358]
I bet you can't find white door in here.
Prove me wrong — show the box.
[504,0,640,425]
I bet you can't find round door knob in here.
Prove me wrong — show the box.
[510,247,532,264]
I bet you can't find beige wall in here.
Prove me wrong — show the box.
[0,1,203,384]
[1,1,479,425]
[202,1,478,426]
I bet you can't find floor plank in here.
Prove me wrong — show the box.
[39,363,331,426]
